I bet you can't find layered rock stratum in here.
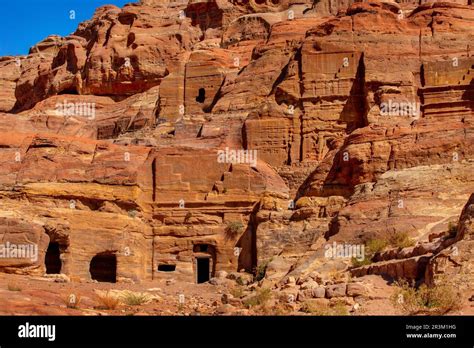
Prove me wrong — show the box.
[0,0,472,315]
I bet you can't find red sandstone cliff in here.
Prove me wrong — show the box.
[0,0,472,314]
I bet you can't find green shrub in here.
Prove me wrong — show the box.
[351,238,388,268]
[447,222,458,237]
[352,233,415,269]
[367,238,389,254]
[254,259,271,281]
[388,232,415,249]
[351,256,372,268]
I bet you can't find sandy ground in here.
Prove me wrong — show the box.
[0,273,472,316]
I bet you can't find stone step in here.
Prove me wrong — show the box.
[350,254,432,280]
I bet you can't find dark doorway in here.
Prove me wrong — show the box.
[90,253,117,283]
[196,257,210,284]
[45,242,62,274]
[196,88,206,103]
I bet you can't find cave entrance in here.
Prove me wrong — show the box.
[158,264,176,272]
[45,242,62,274]
[196,88,206,103]
[58,87,79,95]
[90,252,117,283]
[196,257,210,284]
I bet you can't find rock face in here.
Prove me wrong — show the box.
[425,194,474,297]
[0,0,472,295]
[0,57,21,112]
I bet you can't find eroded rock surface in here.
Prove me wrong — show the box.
[0,0,472,314]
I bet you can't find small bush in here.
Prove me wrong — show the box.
[352,234,415,268]
[226,221,244,238]
[243,288,272,308]
[120,291,151,306]
[96,291,121,310]
[351,238,388,268]
[391,280,461,315]
[367,238,389,254]
[7,283,22,292]
[351,256,372,268]
[388,232,415,249]
[447,222,458,237]
[254,259,271,281]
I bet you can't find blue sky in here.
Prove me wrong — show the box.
[0,0,137,56]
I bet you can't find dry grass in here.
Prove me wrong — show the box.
[120,291,152,306]
[225,221,244,239]
[327,270,348,283]
[300,300,349,316]
[271,303,294,315]
[96,291,121,310]
[243,288,272,308]
[230,286,245,299]
[391,280,461,315]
